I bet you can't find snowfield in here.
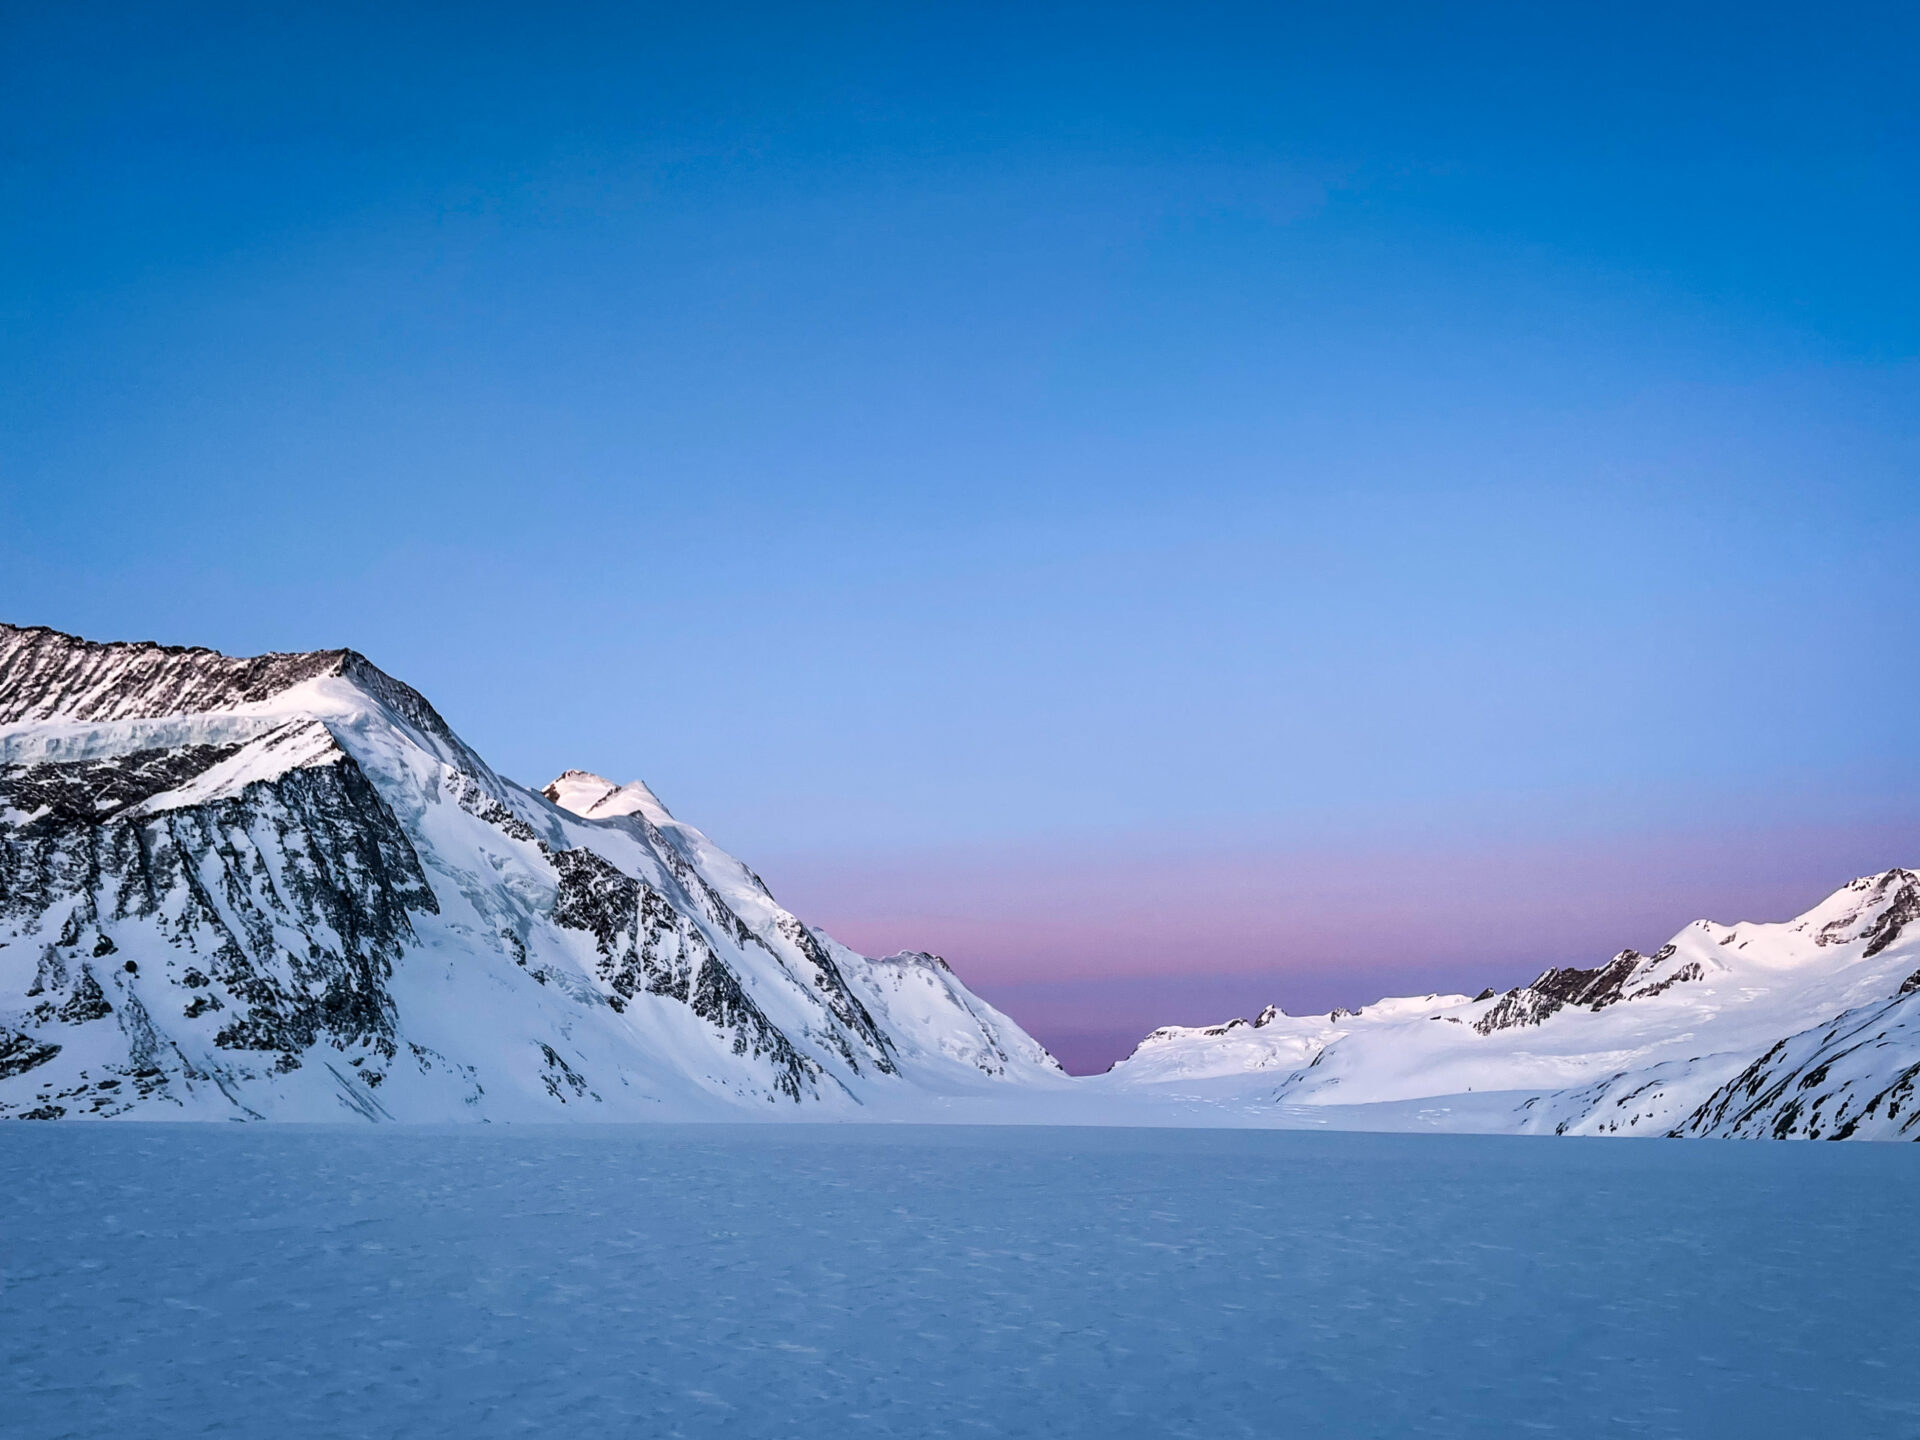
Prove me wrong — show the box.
[3,1123,1916,1439]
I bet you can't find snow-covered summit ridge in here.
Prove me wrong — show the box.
[1096,866,1920,1139]
[0,623,351,724]
[0,622,501,795]
[0,622,455,745]
[0,623,1064,1122]
[544,769,674,824]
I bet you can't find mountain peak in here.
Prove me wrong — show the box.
[0,621,488,788]
[543,771,674,823]
[0,622,1061,1121]
[0,621,352,726]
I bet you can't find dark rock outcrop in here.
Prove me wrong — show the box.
[0,730,438,1092]
[1474,946,1693,1035]
[1673,993,1920,1141]
[550,846,817,1099]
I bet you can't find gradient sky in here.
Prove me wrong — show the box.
[5,2,1918,1070]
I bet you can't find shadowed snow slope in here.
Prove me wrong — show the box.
[3,623,1916,1137]
[0,624,1064,1121]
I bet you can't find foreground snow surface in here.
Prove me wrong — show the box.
[5,1126,1916,1439]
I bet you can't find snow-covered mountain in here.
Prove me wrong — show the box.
[5,622,1915,1139]
[0,623,1062,1121]
[1093,869,1920,1139]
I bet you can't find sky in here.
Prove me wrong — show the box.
[4,2,1917,1071]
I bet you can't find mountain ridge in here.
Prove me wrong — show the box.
[2,621,1914,1138]
[1092,867,1920,1139]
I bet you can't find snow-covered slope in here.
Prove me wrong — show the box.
[1094,869,1920,1139]
[0,624,1063,1121]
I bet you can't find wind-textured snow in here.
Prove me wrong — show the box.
[3,1123,1916,1439]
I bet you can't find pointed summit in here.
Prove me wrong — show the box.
[542,770,675,825]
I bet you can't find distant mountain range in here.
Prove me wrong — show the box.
[3,623,1914,1138]
[1092,867,1920,1139]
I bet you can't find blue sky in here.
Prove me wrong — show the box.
[4,2,1917,1068]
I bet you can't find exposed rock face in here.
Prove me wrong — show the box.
[549,846,815,1099]
[1471,986,1565,1036]
[0,721,438,1115]
[539,769,896,1076]
[1816,869,1920,958]
[1532,951,1648,1009]
[0,622,1062,1121]
[0,1027,60,1079]
[1473,946,1694,1036]
[1674,993,1920,1140]
[766,913,896,1075]
[0,625,349,726]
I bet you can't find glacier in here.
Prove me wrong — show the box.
[3,1122,1916,1439]
[3,620,1919,1139]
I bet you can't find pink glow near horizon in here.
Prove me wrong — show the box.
[756,819,1919,1072]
